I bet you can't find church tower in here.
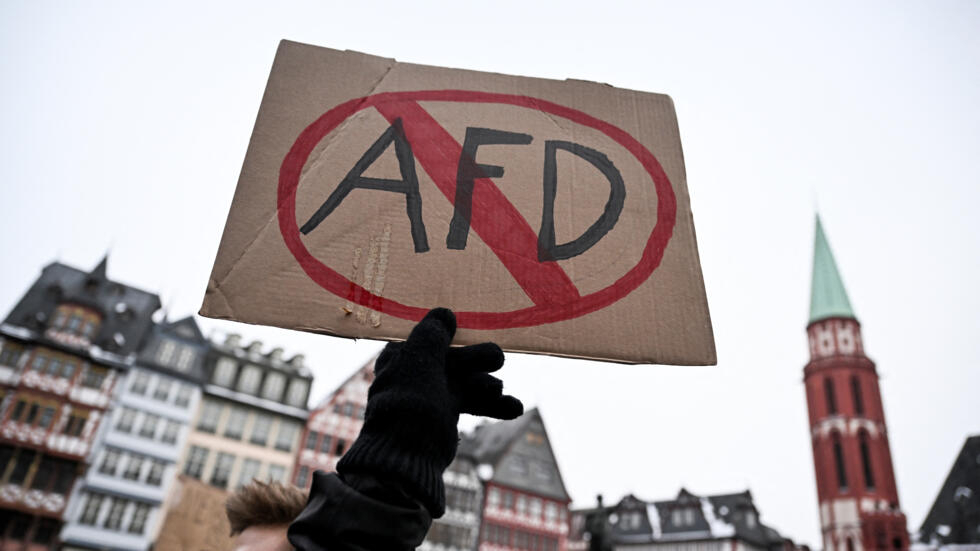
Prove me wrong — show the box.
[804,216,908,551]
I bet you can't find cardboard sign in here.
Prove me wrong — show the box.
[200,40,715,365]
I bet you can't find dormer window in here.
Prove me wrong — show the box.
[237,365,263,395]
[285,379,309,408]
[262,372,286,401]
[670,507,696,527]
[213,358,237,387]
[51,304,101,340]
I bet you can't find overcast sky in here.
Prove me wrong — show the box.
[2,1,978,546]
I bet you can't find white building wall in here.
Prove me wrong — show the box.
[60,366,203,550]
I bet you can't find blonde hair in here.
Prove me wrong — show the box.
[225,480,308,536]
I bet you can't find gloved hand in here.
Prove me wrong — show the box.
[336,308,523,518]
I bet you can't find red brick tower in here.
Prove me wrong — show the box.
[804,217,908,551]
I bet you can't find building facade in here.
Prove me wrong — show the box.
[804,217,908,551]
[462,408,571,551]
[420,453,485,551]
[291,357,373,489]
[60,316,208,550]
[177,334,312,493]
[568,490,805,551]
[0,258,160,550]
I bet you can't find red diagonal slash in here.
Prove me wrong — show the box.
[373,100,580,306]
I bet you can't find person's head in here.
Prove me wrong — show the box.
[226,480,308,551]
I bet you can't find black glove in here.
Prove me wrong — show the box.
[336,308,523,517]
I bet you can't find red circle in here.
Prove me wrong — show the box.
[278,90,676,329]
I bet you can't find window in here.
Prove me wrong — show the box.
[275,422,298,452]
[153,378,172,401]
[745,511,757,528]
[488,488,501,508]
[81,366,108,389]
[334,438,346,456]
[262,372,286,401]
[529,498,542,519]
[130,371,150,395]
[516,495,527,515]
[100,449,121,475]
[9,450,36,484]
[267,464,286,483]
[45,358,61,376]
[320,434,330,453]
[175,347,195,371]
[224,408,247,440]
[305,431,319,450]
[211,452,236,489]
[146,460,165,486]
[296,466,310,487]
[139,414,160,439]
[286,379,309,407]
[0,342,24,367]
[213,357,237,387]
[860,431,876,490]
[824,377,838,415]
[64,413,87,437]
[671,508,696,527]
[197,401,222,433]
[11,399,26,421]
[51,304,101,339]
[237,458,261,488]
[80,493,104,525]
[32,518,58,545]
[184,446,209,479]
[174,384,193,408]
[157,340,177,365]
[161,420,180,444]
[26,403,39,424]
[128,502,151,534]
[116,407,137,433]
[103,497,127,530]
[833,433,848,490]
[31,457,57,490]
[60,359,77,378]
[123,456,144,481]
[851,375,865,415]
[342,403,353,417]
[38,406,55,429]
[250,414,271,446]
[53,462,75,494]
[544,502,558,523]
[503,490,514,510]
[237,365,263,395]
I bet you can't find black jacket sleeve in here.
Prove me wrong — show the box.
[287,470,432,551]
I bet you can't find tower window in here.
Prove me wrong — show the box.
[832,433,848,491]
[824,377,838,415]
[850,376,864,415]
[859,431,876,490]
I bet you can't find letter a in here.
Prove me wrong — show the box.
[301,118,429,253]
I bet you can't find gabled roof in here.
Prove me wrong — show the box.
[460,408,571,501]
[311,354,377,412]
[809,215,855,323]
[3,256,161,356]
[572,488,796,549]
[917,435,980,545]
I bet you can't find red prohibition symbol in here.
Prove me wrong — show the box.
[278,90,677,330]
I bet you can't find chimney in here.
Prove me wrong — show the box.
[247,340,263,355]
[269,347,284,363]
[289,354,305,368]
[225,333,241,348]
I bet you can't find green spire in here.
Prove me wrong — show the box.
[809,215,855,323]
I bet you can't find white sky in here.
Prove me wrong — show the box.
[2,1,978,546]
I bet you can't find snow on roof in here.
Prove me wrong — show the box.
[646,503,662,539]
[700,496,735,537]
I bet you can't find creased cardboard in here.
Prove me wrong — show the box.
[200,40,715,365]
